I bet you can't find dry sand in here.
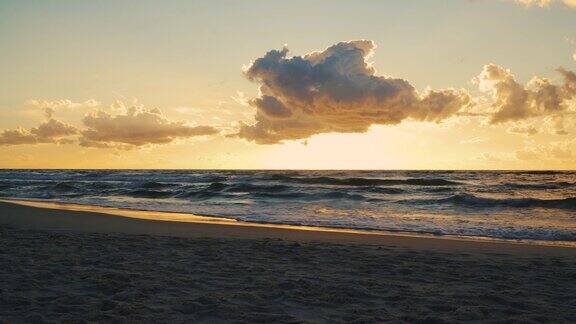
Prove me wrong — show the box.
[1,200,575,323]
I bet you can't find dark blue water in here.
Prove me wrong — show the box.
[1,170,575,242]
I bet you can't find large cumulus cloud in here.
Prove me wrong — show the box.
[235,40,471,144]
[79,106,219,148]
[0,119,79,145]
[476,64,576,125]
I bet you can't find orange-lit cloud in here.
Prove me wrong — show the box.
[80,106,219,148]
[516,140,574,161]
[460,137,487,144]
[508,123,539,135]
[514,0,576,8]
[543,114,573,135]
[0,119,78,145]
[515,0,551,7]
[25,99,99,118]
[236,40,471,144]
[1,103,219,149]
[476,64,576,127]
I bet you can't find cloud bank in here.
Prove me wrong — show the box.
[236,40,471,144]
[1,104,219,149]
[80,106,219,148]
[0,119,79,146]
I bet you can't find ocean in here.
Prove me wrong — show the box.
[1,169,575,243]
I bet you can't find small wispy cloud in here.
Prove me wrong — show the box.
[460,137,487,144]
[231,91,250,107]
[25,98,99,118]
[507,124,538,136]
[514,0,576,8]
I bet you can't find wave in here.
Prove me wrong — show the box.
[318,191,369,200]
[41,181,116,193]
[126,189,174,199]
[367,187,405,194]
[77,171,111,179]
[175,182,294,199]
[173,185,376,202]
[253,192,306,199]
[515,170,565,175]
[227,183,291,193]
[505,182,574,190]
[203,182,292,193]
[206,182,227,191]
[176,190,223,199]
[139,181,179,189]
[268,175,461,186]
[53,182,78,192]
[439,193,576,210]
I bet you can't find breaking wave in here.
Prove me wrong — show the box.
[444,194,576,210]
[267,175,461,186]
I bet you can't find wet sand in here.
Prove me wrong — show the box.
[1,200,575,323]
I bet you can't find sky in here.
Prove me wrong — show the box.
[1,0,576,169]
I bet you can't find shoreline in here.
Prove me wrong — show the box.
[1,199,575,254]
[2,199,576,322]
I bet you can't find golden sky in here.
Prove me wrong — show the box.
[1,0,576,169]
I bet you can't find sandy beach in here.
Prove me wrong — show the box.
[1,200,576,323]
[3,0,576,322]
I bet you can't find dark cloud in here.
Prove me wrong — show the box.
[235,40,471,144]
[0,119,79,146]
[80,106,219,148]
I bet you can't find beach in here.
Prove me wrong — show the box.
[1,200,576,323]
